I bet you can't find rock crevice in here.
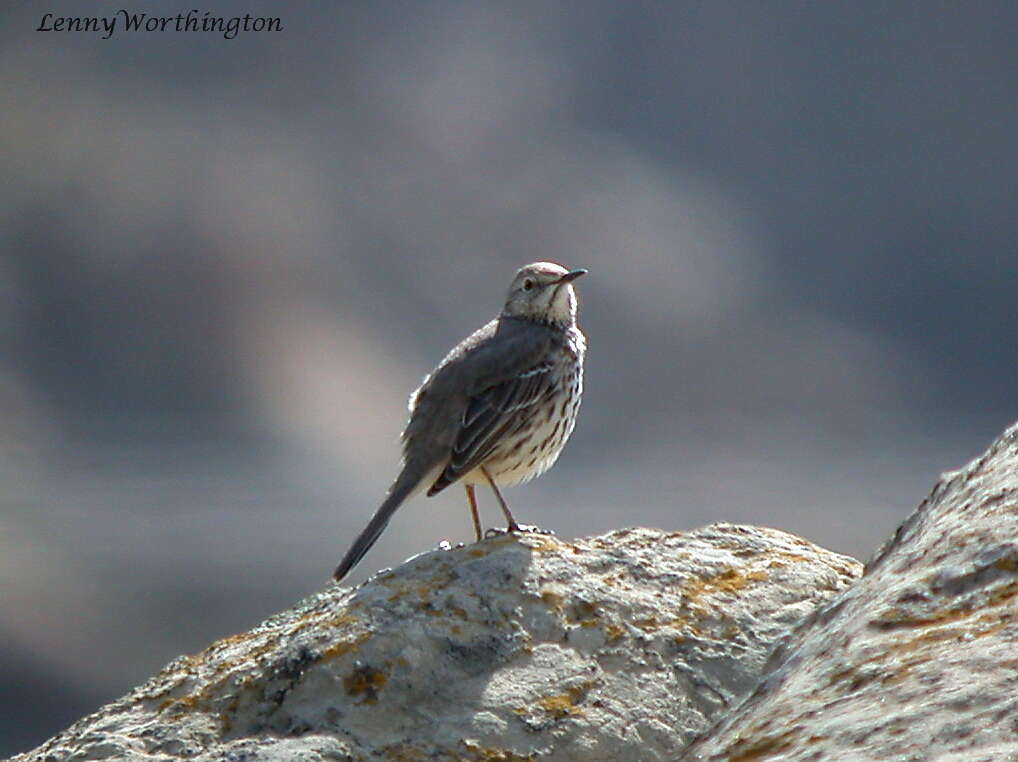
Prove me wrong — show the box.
[683,423,1018,761]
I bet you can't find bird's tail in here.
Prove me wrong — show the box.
[333,470,423,582]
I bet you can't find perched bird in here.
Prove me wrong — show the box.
[333,262,587,581]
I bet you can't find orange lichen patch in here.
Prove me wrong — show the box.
[826,667,854,687]
[540,590,564,612]
[569,599,595,617]
[994,555,1018,572]
[870,603,968,631]
[725,728,798,761]
[515,681,594,723]
[538,693,582,718]
[683,567,770,604]
[987,578,1018,607]
[321,632,371,663]
[634,616,661,632]
[872,579,1018,632]
[468,549,488,557]
[382,573,455,602]
[281,608,353,638]
[890,607,1015,658]
[828,602,1018,690]
[158,627,370,719]
[154,630,296,716]
[667,616,705,638]
[604,623,625,642]
[418,583,439,598]
[568,600,598,621]
[970,616,1012,639]
[195,630,265,662]
[344,664,387,704]
[154,682,211,714]
[412,597,470,621]
[322,614,359,631]
[777,552,813,564]
[155,668,249,724]
[536,680,594,719]
[157,694,201,714]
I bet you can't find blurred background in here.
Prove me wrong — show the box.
[2,0,1016,755]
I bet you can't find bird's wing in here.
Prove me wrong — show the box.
[426,323,558,494]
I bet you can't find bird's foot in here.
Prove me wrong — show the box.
[484,523,555,538]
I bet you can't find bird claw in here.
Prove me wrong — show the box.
[484,524,555,539]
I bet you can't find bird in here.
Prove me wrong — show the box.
[333,261,587,582]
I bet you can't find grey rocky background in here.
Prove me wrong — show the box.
[12,525,860,762]
[3,1,1017,755]
[682,422,1018,761]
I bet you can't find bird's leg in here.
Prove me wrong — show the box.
[464,484,483,542]
[481,466,524,533]
[479,467,556,537]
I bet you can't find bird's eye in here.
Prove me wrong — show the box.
[522,278,535,291]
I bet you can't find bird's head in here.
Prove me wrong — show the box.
[502,262,586,326]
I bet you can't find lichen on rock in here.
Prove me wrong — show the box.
[14,524,859,762]
[683,423,1018,762]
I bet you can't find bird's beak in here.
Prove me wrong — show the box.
[557,269,588,284]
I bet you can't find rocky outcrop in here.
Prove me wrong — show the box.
[683,423,1018,761]
[13,525,859,762]
[19,423,1018,762]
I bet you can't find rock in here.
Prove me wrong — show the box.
[13,525,859,762]
[683,423,1018,762]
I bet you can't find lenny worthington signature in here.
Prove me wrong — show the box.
[37,10,283,40]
